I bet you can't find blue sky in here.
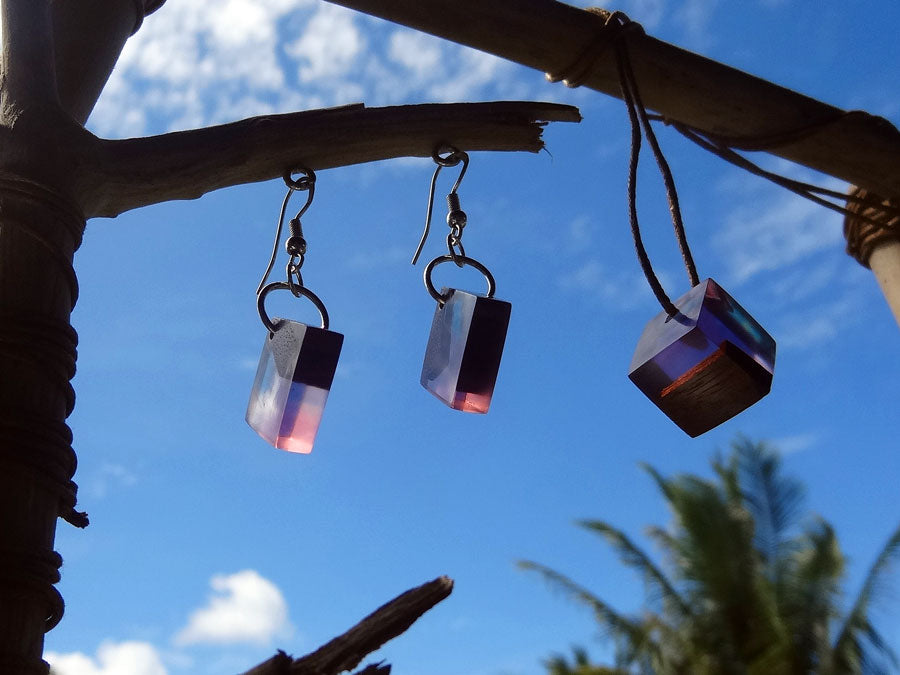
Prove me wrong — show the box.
[43,1,900,674]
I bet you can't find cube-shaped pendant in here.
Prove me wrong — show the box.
[421,288,511,413]
[628,278,775,437]
[246,319,343,453]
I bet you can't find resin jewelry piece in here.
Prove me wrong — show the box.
[629,279,775,437]
[246,169,343,454]
[605,16,776,436]
[412,146,511,413]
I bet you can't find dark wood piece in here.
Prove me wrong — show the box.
[240,577,453,675]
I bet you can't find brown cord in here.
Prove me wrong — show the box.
[548,7,900,280]
[0,415,88,528]
[844,187,900,267]
[552,10,699,316]
[0,549,65,633]
[649,114,900,232]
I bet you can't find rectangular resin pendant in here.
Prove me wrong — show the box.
[628,278,775,437]
[421,288,511,413]
[246,320,343,453]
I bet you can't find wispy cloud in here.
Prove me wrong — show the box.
[774,293,859,350]
[174,570,292,646]
[87,462,138,499]
[769,432,819,455]
[558,259,662,310]
[619,0,666,30]
[47,641,167,675]
[675,0,719,48]
[713,177,845,286]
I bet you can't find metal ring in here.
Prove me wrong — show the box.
[432,144,466,167]
[257,282,330,333]
[283,167,316,191]
[423,254,496,304]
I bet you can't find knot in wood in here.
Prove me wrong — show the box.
[844,186,900,267]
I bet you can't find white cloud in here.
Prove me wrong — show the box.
[88,2,533,138]
[47,641,167,675]
[174,570,292,646]
[287,4,365,83]
[428,49,510,102]
[388,30,442,80]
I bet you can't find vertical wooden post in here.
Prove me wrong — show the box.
[0,179,85,675]
[868,243,900,327]
[844,187,900,329]
[0,2,163,672]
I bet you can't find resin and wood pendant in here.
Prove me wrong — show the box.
[246,320,343,453]
[628,278,775,437]
[421,288,511,413]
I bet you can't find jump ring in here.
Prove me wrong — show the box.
[432,145,466,167]
[423,254,496,304]
[283,168,316,191]
[257,281,330,332]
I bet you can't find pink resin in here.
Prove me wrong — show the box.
[246,320,342,453]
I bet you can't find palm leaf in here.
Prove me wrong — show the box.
[644,464,781,666]
[517,560,662,666]
[828,522,900,673]
[733,438,804,573]
[578,519,692,619]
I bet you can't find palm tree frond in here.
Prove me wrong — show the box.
[829,523,900,673]
[517,559,665,667]
[578,519,692,619]
[734,437,804,571]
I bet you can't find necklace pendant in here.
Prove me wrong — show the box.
[629,278,775,437]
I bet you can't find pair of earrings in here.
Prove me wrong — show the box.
[245,147,511,454]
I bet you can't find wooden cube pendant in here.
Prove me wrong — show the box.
[421,288,511,413]
[628,279,775,437]
[246,320,343,453]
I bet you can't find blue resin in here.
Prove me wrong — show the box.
[629,279,775,437]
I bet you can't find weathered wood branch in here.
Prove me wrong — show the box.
[325,0,900,201]
[1,0,58,106]
[241,576,454,675]
[81,101,581,218]
[51,0,151,124]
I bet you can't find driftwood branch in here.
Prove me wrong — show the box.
[81,101,580,218]
[325,0,900,201]
[240,576,454,675]
[1,0,58,105]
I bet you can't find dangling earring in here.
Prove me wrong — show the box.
[246,168,343,454]
[411,145,511,414]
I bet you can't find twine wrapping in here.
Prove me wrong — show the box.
[844,186,900,268]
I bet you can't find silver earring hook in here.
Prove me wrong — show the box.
[256,167,316,296]
[411,145,469,265]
